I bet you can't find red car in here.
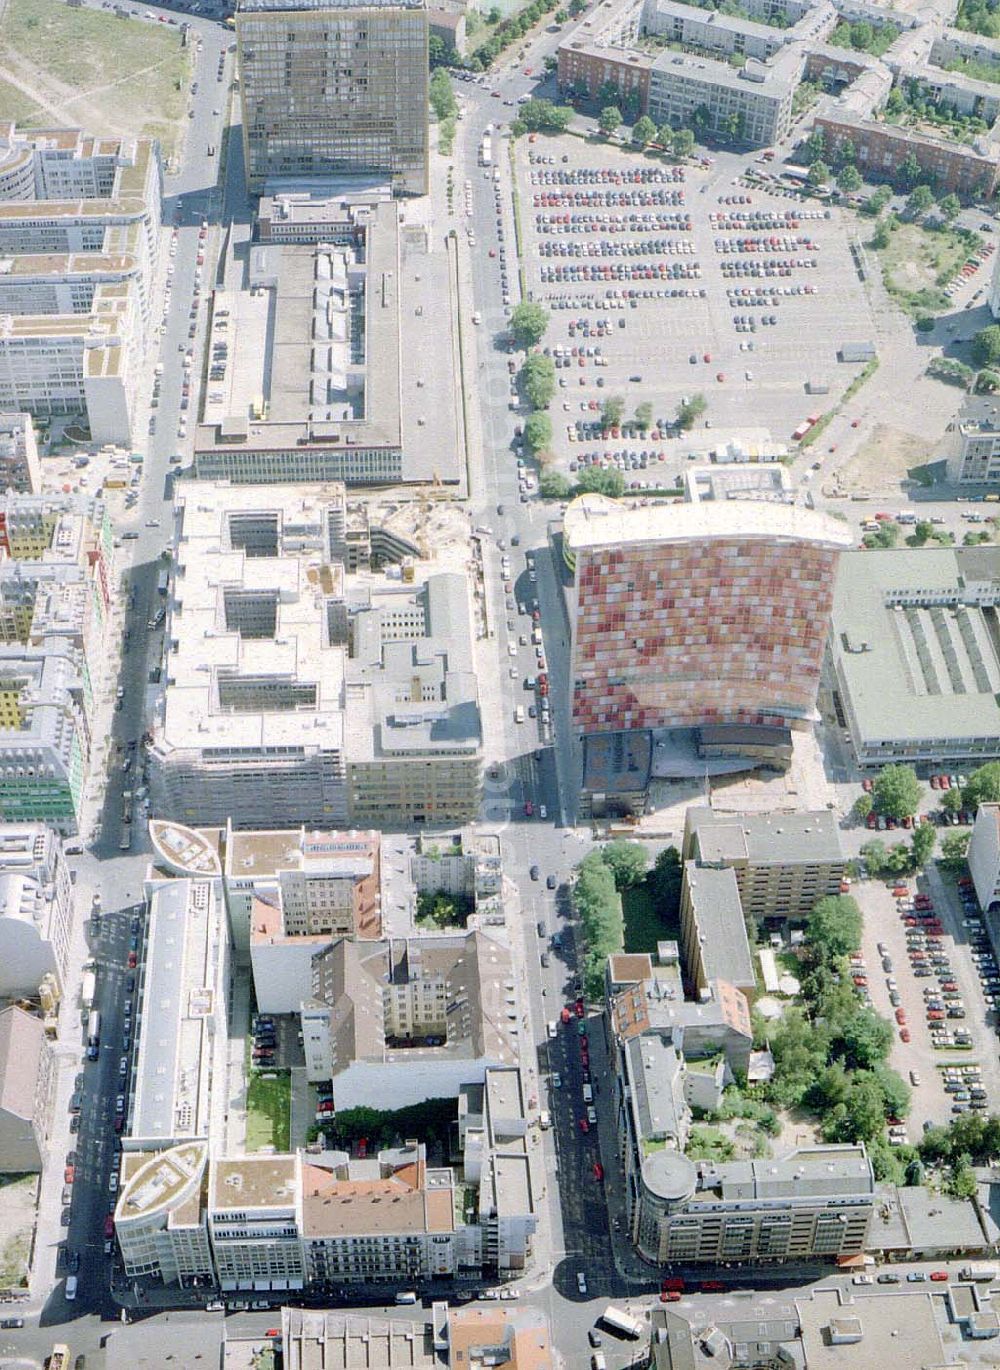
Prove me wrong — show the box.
[927,1010,945,1020]
[900,1028,911,1042]
[560,1007,571,1024]
[930,1271,949,1282]
[892,886,909,897]
[104,1215,115,1238]
[852,975,867,987]
[593,1162,604,1182]
[127,951,137,969]
[266,1330,280,1338]
[575,998,585,1018]
[662,1277,685,1292]
[862,778,873,792]
[660,1291,682,1302]
[524,801,534,817]
[578,1118,590,1134]
[700,1280,724,1292]
[64,1165,75,1184]
[895,1008,907,1025]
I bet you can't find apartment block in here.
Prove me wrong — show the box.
[679,861,755,998]
[566,492,850,743]
[302,929,519,1105]
[0,126,161,445]
[831,548,1000,766]
[0,1004,54,1172]
[683,807,845,925]
[410,829,502,901]
[236,0,429,196]
[149,483,482,831]
[946,396,1000,485]
[0,822,73,995]
[968,803,1000,914]
[815,111,1000,197]
[0,413,40,493]
[0,642,91,829]
[635,1144,875,1265]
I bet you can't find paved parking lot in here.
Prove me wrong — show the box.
[857,872,1000,1137]
[514,137,878,479]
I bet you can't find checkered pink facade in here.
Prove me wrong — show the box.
[571,536,839,735]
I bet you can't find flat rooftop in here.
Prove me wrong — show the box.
[682,861,753,988]
[563,491,852,555]
[687,806,844,866]
[796,1288,946,1370]
[128,880,223,1146]
[210,1154,299,1213]
[279,1310,436,1370]
[116,1141,208,1224]
[832,547,1000,748]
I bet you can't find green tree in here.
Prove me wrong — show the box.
[850,19,873,49]
[523,411,553,455]
[807,894,862,960]
[839,1012,893,1070]
[518,99,573,134]
[599,106,622,137]
[808,159,830,187]
[871,217,893,250]
[853,793,873,821]
[939,192,961,220]
[836,163,862,194]
[904,1156,925,1186]
[539,468,572,499]
[911,820,936,868]
[509,301,550,351]
[964,760,1000,808]
[872,763,922,820]
[634,401,653,430]
[521,354,556,409]
[861,184,892,217]
[677,393,707,429]
[948,1161,979,1199]
[860,838,887,873]
[601,395,626,428]
[575,466,625,497]
[648,846,682,920]
[631,114,656,147]
[672,127,695,159]
[821,1073,887,1143]
[601,840,649,890]
[940,831,971,867]
[898,150,922,189]
[691,104,712,136]
[905,183,935,218]
[575,850,624,998]
[941,785,964,814]
[913,519,934,542]
[871,1062,911,1117]
[429,68,457,119]
[805,128,827,164]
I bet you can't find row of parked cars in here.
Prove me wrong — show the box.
[252,1015,277,1066]
[899,889,976,1055]
[529,166,686,187]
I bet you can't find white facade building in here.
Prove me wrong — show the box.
[0,822,73,994]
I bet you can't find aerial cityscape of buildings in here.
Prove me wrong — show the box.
[10,0,1000,1362]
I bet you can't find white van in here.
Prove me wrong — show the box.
[395,1290,418,1304]
[582,1083,593,1103]
[514,706,525,724]
[65,1275,78,1301]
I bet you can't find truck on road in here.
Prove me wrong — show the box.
[600,1306,644,1339]
[961,1263,998,1282]
[81,963,96,1012]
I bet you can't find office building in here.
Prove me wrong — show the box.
[679,861,755,999]
[565,493,849,801]
[831,547,1000,766]
[683,807,845,926]
[458,1067,537,1275]
[968,803,1000,914]
[0,126,161,445]
[647,43,805,147]
[236,0,429,196]
[194,199,460,489]
[0,1004,54,1172]
[0,642,91,829]
[634,1143,875,1265]
[148,483,482,830]
[123,876,231,1152]
[115,1142,215,1287]
[0,414,40,493]
[0,823,73,995]
[946,396,1000,485]
[302,928,519,1105]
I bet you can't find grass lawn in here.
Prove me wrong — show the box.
[874,221,980,314]
[623,884,677,954]
[684,1125,735,1162]
[0,76,47,126]
[0,0,192,155]
[246,1071,291,1153]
